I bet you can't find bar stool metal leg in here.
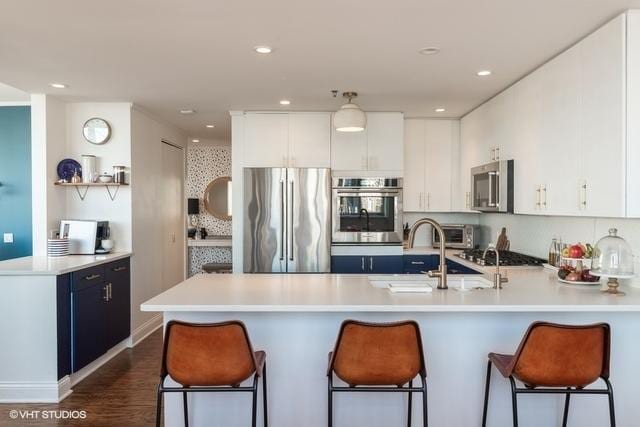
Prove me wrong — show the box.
[407,379,413,427]
[155,383,163,427]
[327,377,333,427]
[252,377,258,427]
[509,377,519,427]
[562,387,571,427]
[605,378,616,427]
[262,363,269,427]
[422,379,428,427]
[482,360,492,427]
[182,390,189,427]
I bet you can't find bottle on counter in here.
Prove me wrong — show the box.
[548,237,559,266]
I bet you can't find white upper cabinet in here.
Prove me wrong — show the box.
[288,112,331,168]
[403,119,426,212]
[244,113,289,167]
[243,112,331,168]
[331,124,368,171]
[366,113,404,172]
[578,15,626,217]
[404,119,459,212]
[460,12,635,218]
[331,112,403,174]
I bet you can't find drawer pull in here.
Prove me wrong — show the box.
[411,261,425,265]
[84,274,101,281]
[112,266,127,272]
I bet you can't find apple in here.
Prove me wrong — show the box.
[565,272,582,282]
[568,244,584,259]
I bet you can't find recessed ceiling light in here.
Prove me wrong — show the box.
[435,108,446,113]
[205,124,215,128]
[476,70,492,76]
[254,46,273,54]
[50,83,68,89]
[419,47,440,55]
[279,100,291,105]
[179,109,196,114]
[192,139,200,143]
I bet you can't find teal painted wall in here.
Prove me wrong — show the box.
[0,106,32,261]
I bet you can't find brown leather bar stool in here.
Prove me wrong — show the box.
[155,320,268,427]
[327,320,428,427]
[482,321,614,427]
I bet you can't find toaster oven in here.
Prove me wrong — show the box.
[432,224,478,249]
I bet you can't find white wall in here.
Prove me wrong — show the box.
[64,103,132,251]
[31,94,67,256]
[130,106,186,335]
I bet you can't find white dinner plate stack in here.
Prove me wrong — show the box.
[48,238,70,257]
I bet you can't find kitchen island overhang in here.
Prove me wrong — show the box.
[142,272,640,427]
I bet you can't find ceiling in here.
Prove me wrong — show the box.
[1,0,639,141]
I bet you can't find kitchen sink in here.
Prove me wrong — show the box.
[369,275,493,292]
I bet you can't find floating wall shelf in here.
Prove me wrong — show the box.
[54,182,128,201]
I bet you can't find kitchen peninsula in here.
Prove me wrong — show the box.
[142,265,640,427]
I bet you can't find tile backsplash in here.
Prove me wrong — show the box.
[404,211,640,275]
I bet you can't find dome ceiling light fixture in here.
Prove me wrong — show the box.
[333,91,366,132]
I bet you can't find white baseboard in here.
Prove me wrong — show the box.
[0,377,71,403]
[128,314,163,347]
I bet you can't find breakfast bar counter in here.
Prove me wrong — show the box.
[142,271,640,427]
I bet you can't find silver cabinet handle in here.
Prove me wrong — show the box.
[84,274,101,281]
[280,180,285,261]
[542,184,547,208]
[108,283,112,301]
[580,181,587,209]
[361,257,365,271]
[112,266,127,272]
[535,186,541,208]
[495,146,500,160]
[488,172,496,207]
[289,180,294,261]
[411,261,425,265]
[103,285,109,301]
[369,257,373,271]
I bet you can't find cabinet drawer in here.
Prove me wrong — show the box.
[71,265,106,292]
[105,258,130,283]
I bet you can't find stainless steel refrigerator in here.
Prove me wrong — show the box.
[243,168,331,273]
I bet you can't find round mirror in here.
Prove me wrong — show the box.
[204,176,232,220]
[83,118,112,145]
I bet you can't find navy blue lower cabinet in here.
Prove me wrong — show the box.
[72,280,108,372]
[105,258,131,349]
[331,256,403,274]
[71,258,131,373]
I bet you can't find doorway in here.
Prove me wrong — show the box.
[161,141,185,290]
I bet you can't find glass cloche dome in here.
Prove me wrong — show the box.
[591,228,635,295]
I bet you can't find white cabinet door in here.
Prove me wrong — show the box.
[366,112,404,172]
[579,14,626,217]
[244,113,289,167]
[288,112,331,168]
[425,120,456,211]
[458,111,483,212]
[403,119,425,211]
[331,115,368,171]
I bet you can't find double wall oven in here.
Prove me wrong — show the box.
[332,178,403,245]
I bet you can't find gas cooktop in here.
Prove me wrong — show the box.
[457,249,546,267]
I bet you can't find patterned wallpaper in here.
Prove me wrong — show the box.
[186,145,232,276]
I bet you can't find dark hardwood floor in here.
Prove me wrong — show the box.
[0,329,162,427]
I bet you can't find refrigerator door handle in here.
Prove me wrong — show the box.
[289,180,294,261]
[280,180,285,261]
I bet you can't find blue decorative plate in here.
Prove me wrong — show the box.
[57,158,82,181]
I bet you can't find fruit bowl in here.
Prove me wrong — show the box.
[557,263,600,284]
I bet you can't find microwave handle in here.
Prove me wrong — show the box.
[488,172,496,207]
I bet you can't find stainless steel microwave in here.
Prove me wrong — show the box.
[470,160,514,213]
[432,224,478,249]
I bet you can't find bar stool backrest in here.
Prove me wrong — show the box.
[511,321,610,388]
[161,320,258,386]
[328,320,426,387]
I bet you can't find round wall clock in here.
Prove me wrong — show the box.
[82,118,112,145]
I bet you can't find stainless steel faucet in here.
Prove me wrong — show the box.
[407,218,448,289]
[483,244,508,289]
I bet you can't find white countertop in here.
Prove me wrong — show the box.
[0,252,132,276]
[141,268,640,313]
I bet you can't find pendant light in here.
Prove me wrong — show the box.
[334,92,366,132]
